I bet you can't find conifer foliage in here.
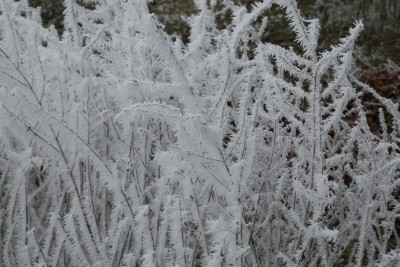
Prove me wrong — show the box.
[1,0,400,266]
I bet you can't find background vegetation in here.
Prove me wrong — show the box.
[29,0,400,66]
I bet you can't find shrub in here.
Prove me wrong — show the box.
[1,0,400,266]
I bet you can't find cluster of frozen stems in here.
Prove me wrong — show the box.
[1,0,400,266]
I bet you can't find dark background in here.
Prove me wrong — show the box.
[28,0,400,66]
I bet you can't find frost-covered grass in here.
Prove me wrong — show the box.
[1,0,400,266]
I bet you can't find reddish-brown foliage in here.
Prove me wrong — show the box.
[358,65,400,133]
